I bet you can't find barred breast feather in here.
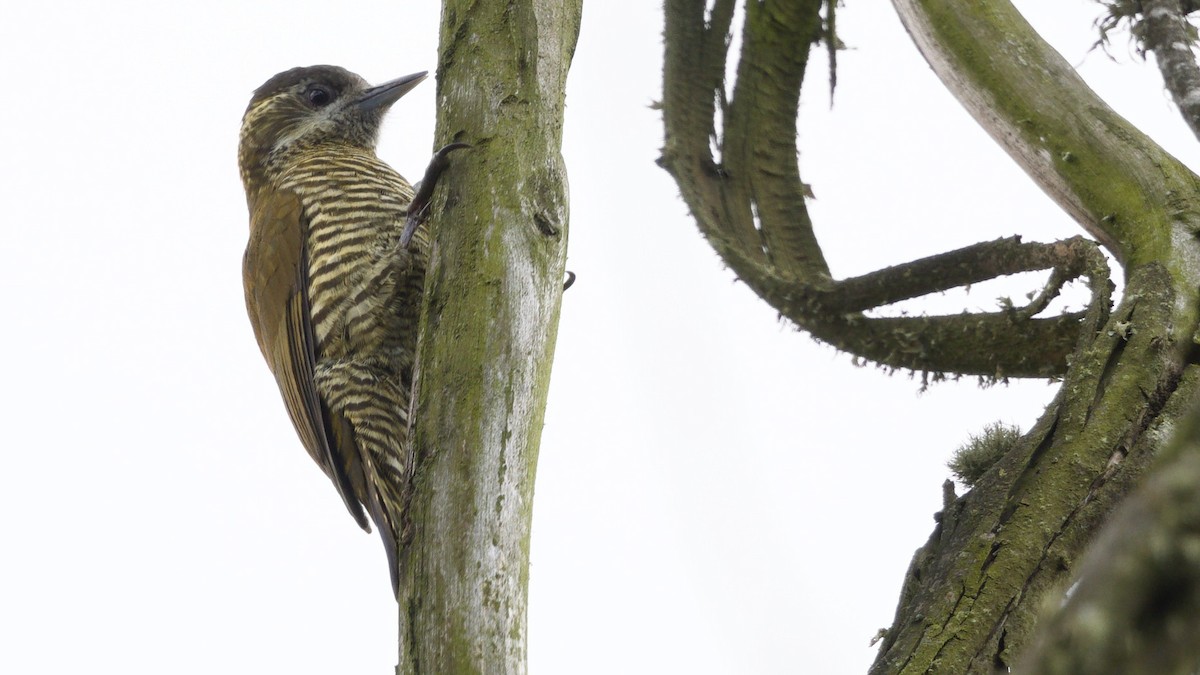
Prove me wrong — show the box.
[258,147,427,594]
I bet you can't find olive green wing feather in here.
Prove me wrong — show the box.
[243,189,370,532]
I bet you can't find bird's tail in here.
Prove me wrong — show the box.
[326,380,410,598]
[362,452,407,597]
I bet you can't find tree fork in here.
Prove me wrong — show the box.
[664,0,1200,671]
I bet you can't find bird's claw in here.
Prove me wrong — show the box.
[401,142,472,248]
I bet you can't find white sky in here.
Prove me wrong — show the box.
[3,1,1198,674]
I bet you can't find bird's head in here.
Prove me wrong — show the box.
[238,65,426,191]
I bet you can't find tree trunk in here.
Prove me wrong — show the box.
[395,2,581,673]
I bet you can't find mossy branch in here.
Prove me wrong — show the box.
[870,1,1200,671]
[1018,369,1200,674]
[661,1,1112,378]
[892,0,1200,268]
[664,0,1200,673]
[397,1,581,672]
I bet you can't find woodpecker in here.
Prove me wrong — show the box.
[238,65,457,595]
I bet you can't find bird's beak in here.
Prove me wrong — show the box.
[355,71,429,112]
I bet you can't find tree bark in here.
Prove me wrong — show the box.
[395,2,581,673]
[1017,374,1200,674]
[1138,0,1200,142]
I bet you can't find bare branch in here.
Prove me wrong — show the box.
[663,0,767,263]
[893,0,1200,266]
[663,1,1112,378]
[723,0,828,277]
[824,236,1106,314]
[768,237,1112,378]
[1141,0,1200,141]
[804,311,1089,378]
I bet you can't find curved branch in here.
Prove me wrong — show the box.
[723,0,828,277]
[868,2,1200,671]
[784,237,1111,378]
[805,312,1087,378]
[663,1,1111,378]
[664,2,1200,671]
[663,0,829,279]
[662,0,767,263]
[732,235,1109,377]
[891,0,1200,268]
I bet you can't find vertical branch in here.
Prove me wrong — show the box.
[1141,0,1200,142]
[396,1,581,673]
[722,0,827,277]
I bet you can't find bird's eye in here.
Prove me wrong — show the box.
[304,85,334,107]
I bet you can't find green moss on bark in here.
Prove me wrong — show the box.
[395,2,581,673]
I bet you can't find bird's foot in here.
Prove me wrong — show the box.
[400,142,472,248]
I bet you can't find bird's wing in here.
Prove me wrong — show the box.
[243,189,370,532]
